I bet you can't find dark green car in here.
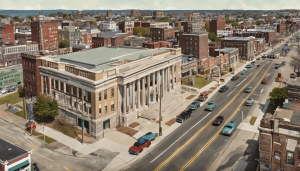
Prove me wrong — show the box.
[205,101,217,111]
[189,101,200,110]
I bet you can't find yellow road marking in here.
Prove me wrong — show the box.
[180,62,272,171]
[63,166,71,171]
[154,62,270,171]
[0,131,17,140]
[18,137,39,151]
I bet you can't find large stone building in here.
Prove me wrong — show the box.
[22,46,182,138]
[130,9,140,18]
[209,16,226,35]
[150,27,175,42]
[59,26,83,45]
[221,37,255,60]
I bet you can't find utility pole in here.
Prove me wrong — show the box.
[159,85,163,136]
[81,118,84,144]
[23,97,27,120]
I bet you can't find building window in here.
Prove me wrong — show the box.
[274,151,280,160]
[111,88,114,98]
[60,82,64,91]
[99,92,101,101]
[103,119,110,130]
[104,105,107,113]
[174,66,176,71]
[99,105,101,115]
[104,90,107,100]
[111,103,114,111]
[286,152,294,165]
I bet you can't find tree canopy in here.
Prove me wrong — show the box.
[18,87,25,98]
[269,87,287,107]
[133,26,150,37]
[208,32,217,41]
[232,21,240,27]
[256,20,263,25]
[59,39,70,48]
[159,17,172,22]
[33,95,58,122]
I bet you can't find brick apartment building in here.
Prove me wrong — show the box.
[0,24,15,44]
[142,41,171,49]
[199,53,230,75]
[107,10,112,18]
[233,30,276,43]
[92,35,125,48]
[178,33,209,60]
[277,22,287,34]
[82,32,93,46]
[130,9,140,18]
[31,20,59,51]
[258,109,300,171]
[221,37,255,60]
[153,11,165,19]
[209,16,226,35]
[15,31,32,44]
[150,27,175,42]
[134,22,151,28]
[119,22,134,36]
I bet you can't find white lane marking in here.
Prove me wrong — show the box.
[237,78,247,87]
[227,89,235,97]
[260,89,264,94]
[149,112,212,163]
[36,153,54,161]
[249,73,253,76]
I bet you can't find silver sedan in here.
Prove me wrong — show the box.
[245,98,254,106]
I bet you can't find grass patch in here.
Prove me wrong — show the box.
[129,122,140,128]
[203,90,213,94]
[15,104,23,109]
[182,75,212,89]
[210,86,218,90]
[116,125,138,137]
[5,108,29,119]
[266,103,277,115]
[0,92,23,105]
[165,118,176,126]
[186,95,196,100]
[249,117,257,125]
[239,61,246,63]
[289,44,296,47]
[29,130,57,144]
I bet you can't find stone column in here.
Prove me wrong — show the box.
[129,83,133,110]
[64,82,66,93]
[133,81,136,111]
[152,73,156,102]
[157,71,161,98]
[58,80,61,91]
[41,76,44,94]
[172,66,174,90]
[161,69,164,95]
[53,79,56,89]
[147,75,150,106]
[137,79,140,109]
[48,77,52,98]
[141,77,145,107]
[167,67,170,92]
[123,84,127,114]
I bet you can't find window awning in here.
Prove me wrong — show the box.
[8,160,29,171]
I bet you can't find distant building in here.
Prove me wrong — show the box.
[209,16,226,35]
[102,20,118,31]
[277,22,287,34]
[15,30,32,44]
[0,24,15,44]
[77,10,83,16]
[92,32,127,48]
[233,30,276,43]
[82,32,93,47]
[107,10,113,18]
[153,11,165,19]
[0,70,22,88]
[59,26,83,45]
[217,30,233,37]
[125,36,148,46]
[150,27,175,42]
[221,37,255,60]
[0,138,32,171]
[119,21,134,36]
[130,9,141,18]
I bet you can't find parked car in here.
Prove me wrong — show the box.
[275,66,278,69]
[141,132,157,141]
[245,98,254,106]
[176,109,193,123]
[205,101,217,111]
[198,93,208,101]
[189,101,200,110]
[290,73,297,78]
[245,87,253,93]
[213,116,224,125]
[275,63,281,67]
[241,69,247,75]
[261,79,267,84]
[128,138,151,155]
[231,76,239,81]
[1,90,7,94]
[222,121,237,136]
[219,85,229,92]
[245,64,253,68]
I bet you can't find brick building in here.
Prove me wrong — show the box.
[107,10,112,18]
[233,30,276,43]
[92,35,125,48]
[221,37,255,60]
[277,22,287,34]
[150,27,175,42]
[82,33,93,46]
[130,9,140,18]
[119,21,134,36]
[199,53,230,75]
[209,16,226,35]
[142,41,171,49]
[0,24,15,44]
[258,109,300,171]
[134,22,151,28]
[15,31,32,44]
[31,20,59,51]
[153,11,165,19]
[178,33,209,60]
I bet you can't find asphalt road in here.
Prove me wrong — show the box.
[125,44,294,171]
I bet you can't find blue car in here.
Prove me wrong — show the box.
[222,121,236,136]
[141,132,157,141]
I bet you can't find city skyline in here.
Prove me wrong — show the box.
[1,0,300,10]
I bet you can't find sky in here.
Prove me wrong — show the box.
[1,0,300,10]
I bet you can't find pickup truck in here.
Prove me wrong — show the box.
[128,138,151,155]
[199,93,208,101]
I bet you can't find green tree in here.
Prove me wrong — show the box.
[256,20,263,25]
[232,21,240,27]
[133,26,145,36]
[144,27,150,37]
[0,14,6,18]
[269,87,287,107]
[208,32,217,41]
[33,95,58,122]
[63,13,68,19]
[59,39,70,48]
[49,13,56,17]
[216,37,221,43]
[18,87,25,98]
[159,17,171,22]
[205,23,209,31]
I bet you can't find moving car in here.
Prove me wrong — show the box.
[257,65,260,67]
[219,85,229,92]
[245,98,254,106]
[222,121,236,136]
[213,116,224,125]
[245,87,253,93]
[261,79,267,84]
[189,101,200,110]
[241,69,247,75]
[275,63,281,67]
[245,64,253,68]
[198,93,208,101]
[205,101,217,111]
[231,76,239,81]
[129,138,151,155]
[176,109,192,123]
[141,132,157,141]
[275,66,278,69]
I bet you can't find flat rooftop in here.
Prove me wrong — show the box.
[221,37,254,41]
[215,48,238,53]
[0,138,29,162]
[57,46,168,70]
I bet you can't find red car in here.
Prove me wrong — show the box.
[129,138,151,155]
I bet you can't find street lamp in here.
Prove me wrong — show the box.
[238,109,244,122]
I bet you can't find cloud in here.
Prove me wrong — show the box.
[0,0,300,10]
